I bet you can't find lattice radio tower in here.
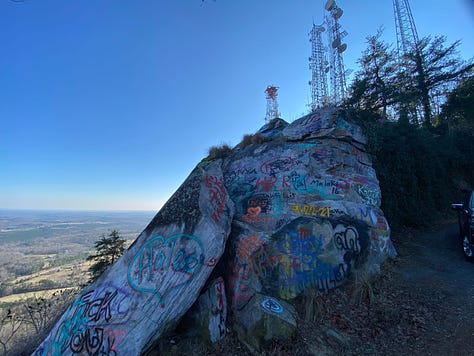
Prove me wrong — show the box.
[324,0,348,104]
[264,85,280,123]
[392,0,420,58]
[393,0,428,124]
[309,23,329,111]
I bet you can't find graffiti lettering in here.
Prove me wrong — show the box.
[205,175,227,224]
[205,257,217,267]
[70,328,103,354]
[255,176,277,192]
[128,234,204,301]
[330,208,346,217]
[208,277,227,342]
[104,329,126,353]
[354,184,380,206]
[228,261,254,307]
[224,167,258,186]
[359,206,378,226]
[41,287,129,356]
[215,278,225,311]
[334,225,360,253]
[284,171,306,190]
[306,178,348,195]
[290,205,331,218]
[260,156,295,175]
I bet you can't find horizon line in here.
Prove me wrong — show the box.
[0,207,157,213]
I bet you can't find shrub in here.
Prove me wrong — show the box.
[207,144,233,160]
[240,133,265,148]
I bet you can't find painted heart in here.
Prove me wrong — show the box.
[247,206,262,215]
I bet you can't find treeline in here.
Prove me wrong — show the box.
[0,278,80,298]
[342,31,473,227]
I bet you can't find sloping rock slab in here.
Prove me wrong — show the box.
[34,160,234,355]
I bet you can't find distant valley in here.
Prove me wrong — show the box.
[0,209,155,301]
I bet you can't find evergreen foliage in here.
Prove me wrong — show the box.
[344,77,474,227]
[441,76,474,135]
[346,31,473,126]
[399,36,474,127]
[344,32,473,227]
[86,230,126,282]
[346,29,398,119]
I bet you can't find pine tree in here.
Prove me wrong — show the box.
[441,75,474,135]
[86,230,126,282]
[400,36,473,127]
[346,29,398,119]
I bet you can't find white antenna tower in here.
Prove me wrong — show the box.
[324,0,348,103]
[392,0,420,58]
[393,0,429,125]
[309,23,329,111]
[264,85,280,123]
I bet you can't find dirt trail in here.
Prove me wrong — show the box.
[391,223,474,355]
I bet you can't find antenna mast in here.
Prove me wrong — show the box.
[324,0,348,104]
[309,23,329,111]
[264,85,280,123]
[392,0,420,58]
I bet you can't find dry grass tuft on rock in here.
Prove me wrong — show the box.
[207,144,233,160]
[240,133,265,148]
[351,269,376,305]
[302,288,324,322]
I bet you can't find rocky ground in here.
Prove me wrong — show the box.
[163,220,474,355]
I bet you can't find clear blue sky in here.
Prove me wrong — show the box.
[1,0,472,211]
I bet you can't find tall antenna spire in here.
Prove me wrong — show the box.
[324,0,348,104]
[393,0,427,125]
[392,0,419,58]
[309,23,329,111]
[264,85,280,123]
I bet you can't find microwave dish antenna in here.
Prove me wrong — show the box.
[324,0,348,103]
[325,0,335,11]
[333,7,343,19]
[337,43,347,53]
[314,25,325,32]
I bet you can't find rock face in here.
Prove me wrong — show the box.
[183,277,228,343]
[224,107,395,311]
[35,107,395,355]
[34,160,234,355]
[233,293,297,352]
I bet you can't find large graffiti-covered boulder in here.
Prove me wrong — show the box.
[34,160,234,355]
[34,106,395,354]
[223,107,395,312]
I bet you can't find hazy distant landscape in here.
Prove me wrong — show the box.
[0,210,155,298]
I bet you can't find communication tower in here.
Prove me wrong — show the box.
[392,0,420,58]
[324,0,348,103]
[393,0,428,124]
[264,85,280,123]
[309,23,329,111]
